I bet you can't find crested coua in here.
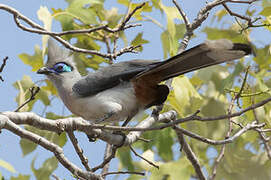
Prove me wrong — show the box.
[37,39,252,124]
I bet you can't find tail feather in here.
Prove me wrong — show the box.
[135,39,252,82]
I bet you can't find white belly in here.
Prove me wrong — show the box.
[62,83,142,123]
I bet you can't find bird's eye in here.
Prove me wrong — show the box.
[56,65,63,71]
[54,64,64,73]
[53,62,72,73]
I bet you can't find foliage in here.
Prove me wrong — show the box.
[2,0,271,179]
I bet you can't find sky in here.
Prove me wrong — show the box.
[0,0,267,179]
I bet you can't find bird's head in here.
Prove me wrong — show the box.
[37,39,81,84]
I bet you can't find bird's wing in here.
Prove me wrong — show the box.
[134,39,252,82]
[72,60,161,97]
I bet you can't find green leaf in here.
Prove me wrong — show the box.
[160,31,170,59]
[18,45,43,72]
[104,7,123,28]
[31,156,58,180]
[117,147,134,171]
[13,75,36,112]
[67,0,99,24]
[169,76,203,115]
[135,149,158,170]
[156,128,174,161]
[37,6,52,56]
[42,79,58,96]
[37,87,50,106]
[117,0,129,6]
[216,145,271,180]
[260,7,271,16]
[13,75,50,111]
[131,32,149,51]
[28,125,67,148]
[253,45,271,69]
[220,62,244,92]
[158,2,183,57]
[263,0,271,7]
[160,24,185,58]
[214,9,227,21]
[20,121,67,156]
[20,139,37,156]
[201,98,226,117]
[203,27,248,43]
[150,157,191,180]
[11,174,30,180]
[52,8,74,38]
[159,3,182,38]
[132,2,152,21]
[0,159,16,173]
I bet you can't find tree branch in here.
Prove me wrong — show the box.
[101,143,112,176]
[174,129,206,180]
[91,146,118,172]
[0,115,102,180]
[173,122,264,145]
[0,3,142,60]
[130,146,159,169]
[67,131,91,171]
[0,56,8,82]
[252,105,271,159]
[2,94,271,134]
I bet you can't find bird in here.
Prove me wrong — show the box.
[37,39,252,125]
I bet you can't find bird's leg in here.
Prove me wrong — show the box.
[110,117,132,147]
[95,111,115,123]
[95,102,123,123]
[121,116,133,127]
[86,112,115,142]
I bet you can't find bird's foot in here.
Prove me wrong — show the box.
[113,131,126,148]
[87,134,97,142]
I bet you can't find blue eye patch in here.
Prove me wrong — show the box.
[52,62,73,73]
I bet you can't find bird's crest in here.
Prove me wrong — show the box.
[46,39,75,67]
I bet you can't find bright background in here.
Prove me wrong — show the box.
[0,0,267,179]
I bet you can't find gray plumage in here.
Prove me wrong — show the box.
[37,39,252,123]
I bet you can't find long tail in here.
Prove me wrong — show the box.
[135,39,252,82]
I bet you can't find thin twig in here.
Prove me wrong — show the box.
[91,146,118,172]
[0,56,8,72]
[0,4,141,60]
[172,0,190,30]
[173,122,264,145]
[14,86,40,112]
[0,56,8,82]
[228,0,260,4]
[174,129,206,180]
[51,174,62,180]
[101,143,112,176]
[252,100,271,159]
[210,67,250,180]
[102,171,145,177]
[129,146,159,169]
[118,2,146,31]
[222,2,270,32]
[209,99,234,180]
[67,131,91,171]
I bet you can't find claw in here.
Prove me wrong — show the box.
[113,131,126,147]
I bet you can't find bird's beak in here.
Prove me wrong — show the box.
[37,67,53,75]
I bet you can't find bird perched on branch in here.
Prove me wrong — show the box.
[37,39,252,125]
